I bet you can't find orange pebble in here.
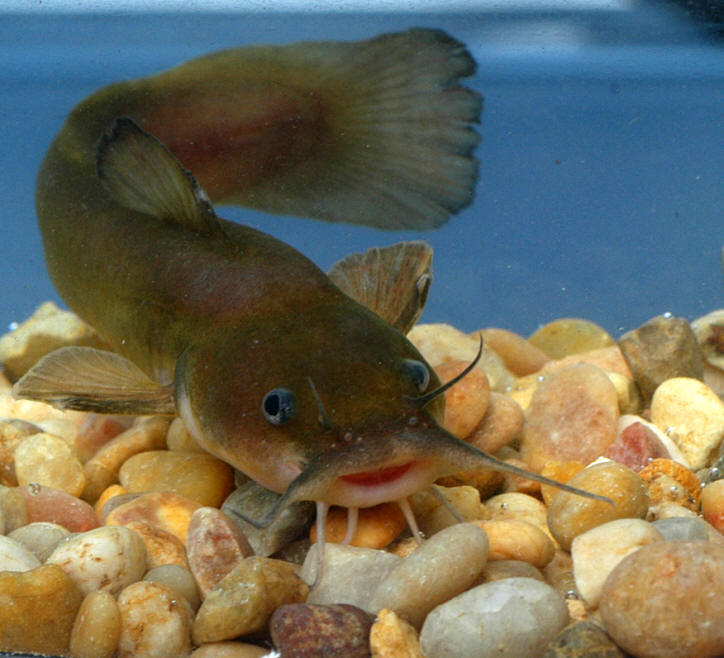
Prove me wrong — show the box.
[539,461,585,506]
[94,484,128,519]
[310,503,406,549]
[701,479,724,533]
[639,458,702,511]
[435,361,490,439]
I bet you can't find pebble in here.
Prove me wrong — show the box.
[83,415,171,502]
[606,419,671,471]
[0,418,40,486]
[166,416,207,452]
[599,540,724,658]
[540,344,632,378]
[539,460,585,506]
[407,323,515,391]
[118,580,194,658]
[571,518,663,608]
[547,460,649,550]
[310,502,406,548]
[521,363,620,472]
[370,608,423,658]
[420,577,569,658]
[435,360,490,438]
[701,478,724,533]
[270,603,373,657]
[119,449,235,507]
[187,506,254,598]
[0,483,28,531]
[528,318,615,359]
[124,520,189,569]
[95,482,129,516]
[477,327,549,376]
[8,520,70,561]
[638,458,702,512]
[191,643,269,657]
[408,484,487,536]
[651,515,713,541]
[480,559,544,583]
[691,309,724,370]
[475,519,555,568]
[0,564,83,656]
[542,621,625,657]
[145,564,201,611]
[302,542,401,611]
[14,431,86,496]
[0,534,42,571]
[47,525,147,596]
[75,413,130,462]
[466,391,524,454]
[650,377,724,470]
[369,522,489,628]
[192,556,309,643]
[618,314,704,400]
[18,482,99,531]
[70,590,122,658]
[104,490,201,543]
[221,480,315,556]
[485,491,550,535]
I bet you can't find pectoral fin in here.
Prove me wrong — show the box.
[12,346,176,415]
[96,117,219,235]
[328,241,433,334]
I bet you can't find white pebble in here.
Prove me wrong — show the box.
[0,535,42,572]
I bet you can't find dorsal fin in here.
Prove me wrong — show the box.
[12,346,176,415]
[96,117,218,234]
[327,241,433,334]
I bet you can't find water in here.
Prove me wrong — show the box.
[1,3,723,338]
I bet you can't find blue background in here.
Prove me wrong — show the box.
[2,3,723,338]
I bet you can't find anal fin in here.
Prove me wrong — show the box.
[12,346,176,415]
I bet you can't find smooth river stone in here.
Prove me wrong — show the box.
[651,515,713,541]
[467,391,524,455]
[571,518,663,608]
[47,525,147,596]
[119,450,235,507]
[124,520,189,569]
[605,420,671,471]
[18,482,99,531]
[370,522,489,628]
[8,521,70,562]
[528,318,615,360]
[118,580,194,658]
[477,327,549,376]
[547,461,649,551]
[409,484,488,536]
[14,431,86,497]
[475,519,555,568]
[310,502,406,549]
[70,590,122,658]
[542,621,625,657]
[650,376,724,470]
[701,478,724,533]
[600,540,724,658]
[420,577,569,658]
[0,534,41,572]
[302,542,401,611]
[521,363,619,472]
[145,564,201,612]
[435,360,490,438]
[0,564,83,656]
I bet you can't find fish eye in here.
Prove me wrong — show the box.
[402,359,430,393]
[262,388,296,425]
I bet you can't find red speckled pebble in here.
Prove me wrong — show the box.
[18,483,99,532]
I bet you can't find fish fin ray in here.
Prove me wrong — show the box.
[96,117,219,234]
[12,346,176,415]
[221,28,481,229]
[327,240,433,334]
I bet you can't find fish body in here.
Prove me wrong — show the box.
[18,29,605,529]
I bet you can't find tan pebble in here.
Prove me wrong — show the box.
[14,432,86,497]
[521,363,619,472]
[541,344,633,378]
[104,490,201,543]
[70,590,121,658]
[479,559,544,584]
[606,371,643,415]
[600,541,724,658]
[639,458,702,512]
[167,417,207,452]
[701,479,724,533]
[118,580,193,658]
[409,484,487,536]
[82,415,171,502]
[119,450,234,507]
[125,520,189,568]
[192,556,308,643]
[370,608,424,658]
[467,391,524,454]
[476,327,549,376]
[566,598,589,623]
[547,461,650,551]
[47,525,147,596]
[539,460,585,506]
[0,564,83,656]
[75,414,131,462]
[485,492,549,529]
[191,642,269,657]
[8,521,70,562]
[436,466,503,499]
[0,535,42,571]
[0,484,28,532]
[528,318,614,360]
[507,373,539,411]
[475,519,555,568]
[650,377,724,470]
[0,418,39,486]
[407,323,515,391]
[543,549,578,599]
[145,564,201,611]
[94,483,128,518]
[572,518,663,608]
[187,507,254,598]
[434,360,490,438]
